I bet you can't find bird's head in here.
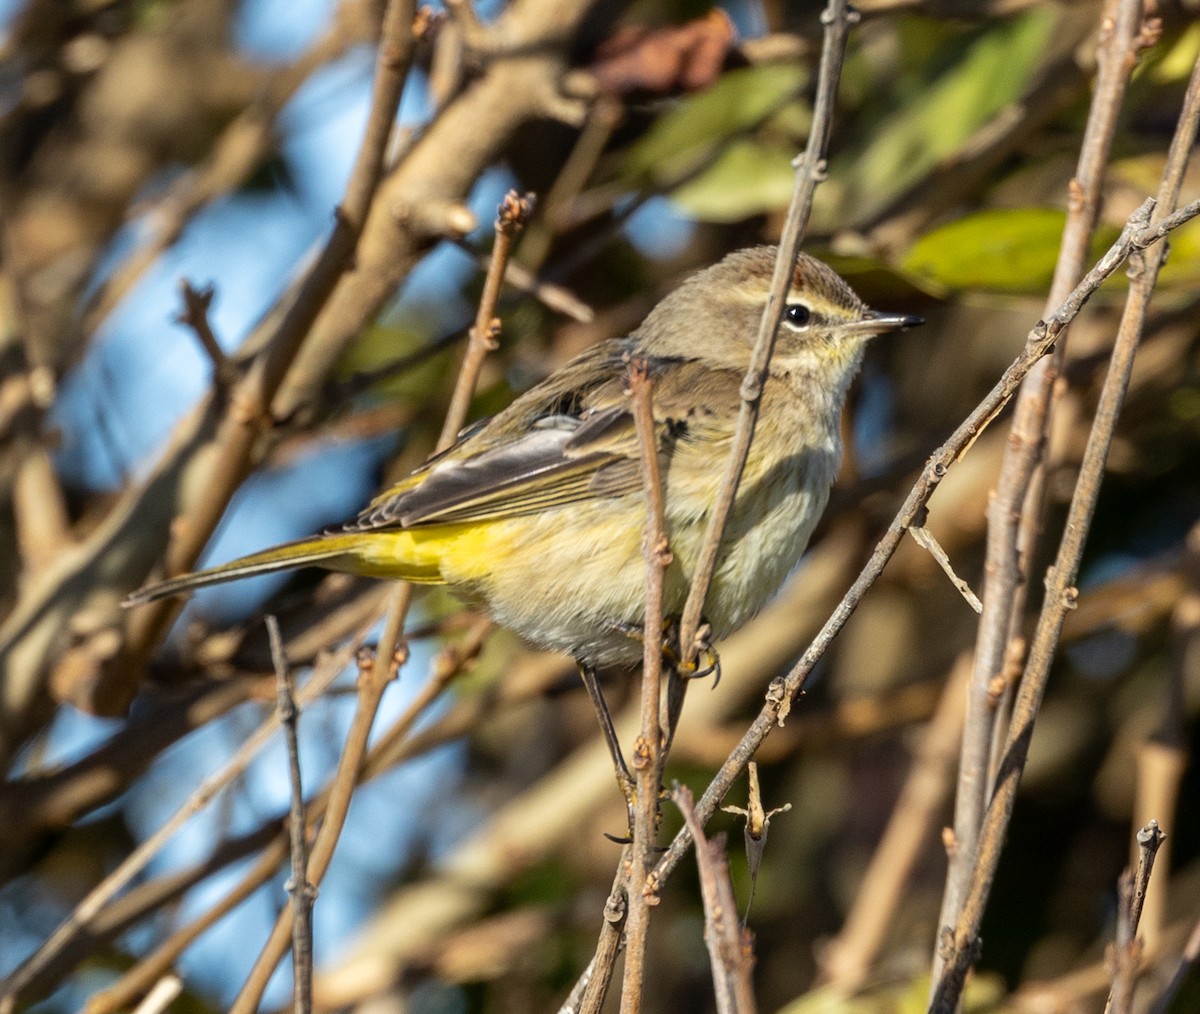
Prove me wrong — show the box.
[635,246,921,388]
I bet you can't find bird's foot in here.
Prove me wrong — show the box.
[613,618,722,687]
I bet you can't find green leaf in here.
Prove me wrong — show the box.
[619,63,808,188]
[830,9,1056,226]
[901,208,1119,293]
[669,139,799,221]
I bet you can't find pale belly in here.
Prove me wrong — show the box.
[434,444,837,667]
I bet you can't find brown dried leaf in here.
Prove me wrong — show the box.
[590,9,736,98]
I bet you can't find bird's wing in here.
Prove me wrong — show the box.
[341,355,734,532]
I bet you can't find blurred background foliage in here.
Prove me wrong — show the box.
[0,0,1198,1011]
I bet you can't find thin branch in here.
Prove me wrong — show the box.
[935,0,1150,978]
[619,358,671,1013]
[1106,821,1167,1014]
[648,194,1200,895]
[676,0,858,665]
[176,281,236,391]
[104,0,421,710]
[83,835,290,1014]
[570,865,629,1014]
[267,616,314,1014]
[908,522,982,613]
[930,53,1200,1012]
[675,784,757,1014]
[229,585,412,1014]
[0,630,362,1009]
[129,975,182,1014]
[439,190,533,447]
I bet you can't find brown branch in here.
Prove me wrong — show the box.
[17,616,488,1008]
[82,0,381,329]
[268,0,603,424]
[929,51,1200,1011]
[935,0,1150,977]
[82,834,290,1014]
[1106,821,1167,1014]
[128,975,181,1014]
[648,194,1200,897]
[676,0,857,666]
[0,630,362,1008]
[97,0,421,713]
[675,785,757,1014]
[571,868,628,1014]
[439,190,534,448]
[12,443,74,573]
[176,281,236,391]
[619,358,670,1014]
[268,616,314,1014]
[229,585,412,1014]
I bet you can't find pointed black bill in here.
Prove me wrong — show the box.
[845,310,924,335]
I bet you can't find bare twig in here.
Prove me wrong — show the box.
[1133,585,1197,954]
[1107,821,1167,1014]
[935,0,1149,979]
[571,865,630,1014]
[649,194,1200,896]
[267,616,314,1014]
[106,0,421,710]
[439,190,534,447]
[0,628,362,1008]
[176,281,236,391]
[909,523,982,613]
[930,53,1200,1012]
[721,762,790,925]
[229,585,411,1014]
[676,0,858,666]
[676,784,757,1014]
[620,358,671,1014]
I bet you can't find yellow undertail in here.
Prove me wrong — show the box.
[122,528,458,607]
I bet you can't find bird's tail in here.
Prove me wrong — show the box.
[122,533,370,607]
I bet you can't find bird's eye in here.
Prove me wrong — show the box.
[784,303,811,328]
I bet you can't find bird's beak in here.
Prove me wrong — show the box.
[842,311,924,336]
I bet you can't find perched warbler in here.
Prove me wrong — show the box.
[125,247,920,666]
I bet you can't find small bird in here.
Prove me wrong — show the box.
[125,247,920,669]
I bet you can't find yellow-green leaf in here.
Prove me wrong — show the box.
[620,63,808,188]
[902,208,1119,293]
